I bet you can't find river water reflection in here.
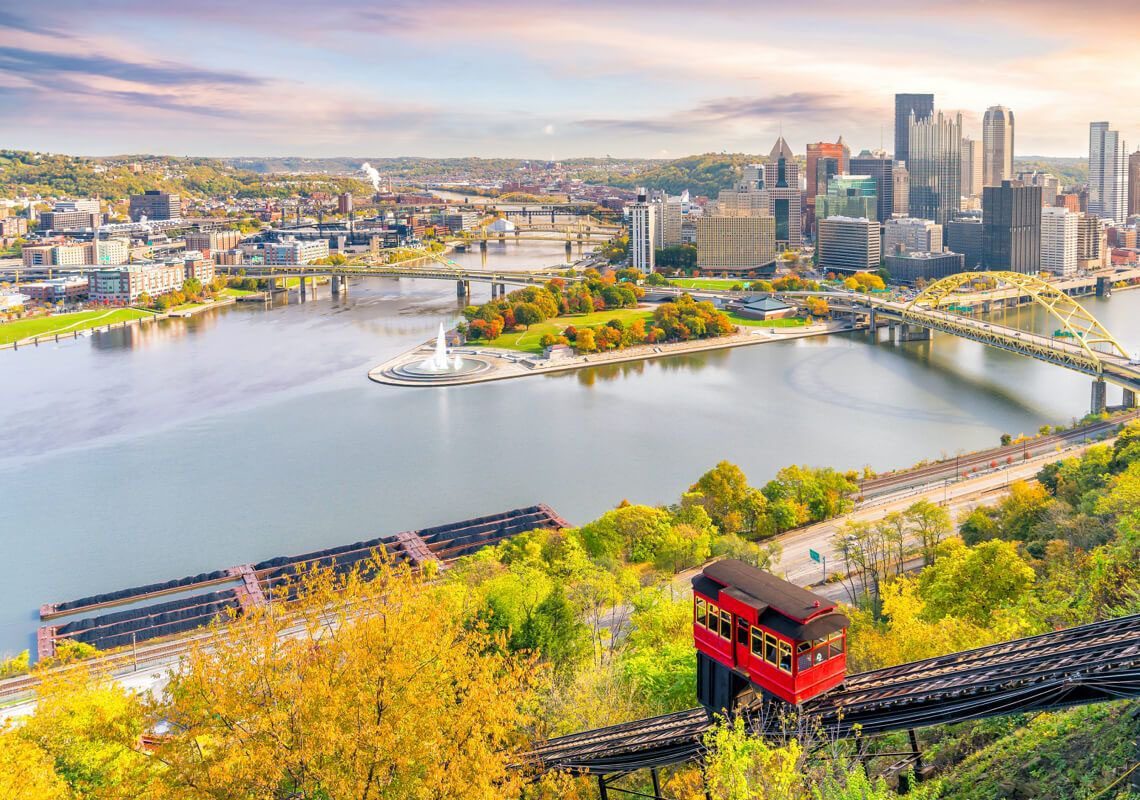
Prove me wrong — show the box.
[2,249,1139,655]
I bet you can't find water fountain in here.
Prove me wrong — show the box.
[419,322,456,372]
[384,322,492,382]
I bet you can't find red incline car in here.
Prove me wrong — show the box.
[692,559,849,710]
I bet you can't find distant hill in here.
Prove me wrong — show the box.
[0,151,371,200]
[1014,156,1087,188]
[583,153,766,197]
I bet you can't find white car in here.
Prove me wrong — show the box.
[1129,353,1140,366]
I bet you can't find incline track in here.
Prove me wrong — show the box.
[526,614,1140,775]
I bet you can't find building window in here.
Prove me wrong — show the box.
[695,598,706,628]
[719,610,732,640]
[750,627,763,657]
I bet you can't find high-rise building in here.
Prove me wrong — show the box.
[1129,150,1140,217]
[129,191,181,221]
[815,175,878,221]
[629,190,656,273]
[649,191,683,248]
[894,93,934,165]
[805,139,848,208]
[982,106,1015,186]
[849,151,895,226]
[1040,206,1078,276]
[884,218,943,255]
[1089,122,1128,224]
[817,216,880,273]
[741,164,764,190]
[892,164,910,215]
[945,212,984,269]
[1077,213,1108,270]
[717,186,770,218]
[1056,193,1082,213]
[982,180,1041,273]
[694,215,777,275]
[764,137,802,248]
[1017,171,1060,206]
[908,111,962,225]
[960,137,983,199]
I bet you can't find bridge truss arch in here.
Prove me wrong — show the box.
[903,271,1129,373]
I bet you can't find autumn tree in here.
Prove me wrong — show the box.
[153,560,542,800]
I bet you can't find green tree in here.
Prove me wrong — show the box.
[918,538,1036,626]
[513,302,543,329]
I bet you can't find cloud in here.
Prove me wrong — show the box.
[0,10,60,36]
[0,46,262,88]
[577,93,869,136]
[543,124,555,135]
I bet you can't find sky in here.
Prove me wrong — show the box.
[1,0,1139,160]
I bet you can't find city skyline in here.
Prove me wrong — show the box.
[1,1,1140,159]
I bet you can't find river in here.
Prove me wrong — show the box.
[2,242,1138,656]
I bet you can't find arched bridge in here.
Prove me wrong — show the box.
[783,271,1140,413]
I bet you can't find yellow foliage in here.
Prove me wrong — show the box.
[846,578,1013,673]
[152,559,543,800]
[0,727,72,799]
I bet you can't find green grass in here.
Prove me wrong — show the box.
[481,308,653,354]
[668,278,747,290]
[0,308,154,345]
[726,313,809,328]
[221,287,256,297]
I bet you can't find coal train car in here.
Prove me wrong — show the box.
[693,559,849,710]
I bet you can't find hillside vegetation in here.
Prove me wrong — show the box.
[586,152,766,197]
[0,151,371,200]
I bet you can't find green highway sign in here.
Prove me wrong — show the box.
[809,549,821,564]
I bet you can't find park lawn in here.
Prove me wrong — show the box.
[0,308,154,345]
[669,278,746,290]
[727,313,809,328]
[221,287,256,297]
[483,307,654,354]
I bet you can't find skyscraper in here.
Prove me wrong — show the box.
[1089,122,1128,224]
[849,151,895,226]
[817,216,880,273]
[764,137,802,248]
[908,111,962,226]
[628,190,656,273]
[894,93,934,165]
[1129,150,1140,217]
[960,137,983,199]
[815,175,878,221]
[805,140,848,202]
[982,180,1041,273]
[982,106,1015,186]
[892,164,910,215]
[1040,206,1078,276]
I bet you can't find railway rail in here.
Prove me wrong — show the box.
[525,613,1140,775]
[858,410,1138,497]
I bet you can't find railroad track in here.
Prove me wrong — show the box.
[525,613,1140,775]
[858,412,1137,496]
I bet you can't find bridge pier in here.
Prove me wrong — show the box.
[1124,388,1137,410]
[896,323,931,342]
[1096,276,1112,297]
[331,275,341,296]
[456,280,470,298]
[479,239,488,251]
[1091,379,1108,416]
[868,308,877,338]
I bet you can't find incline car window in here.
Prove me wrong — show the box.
[719,610,732,639]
